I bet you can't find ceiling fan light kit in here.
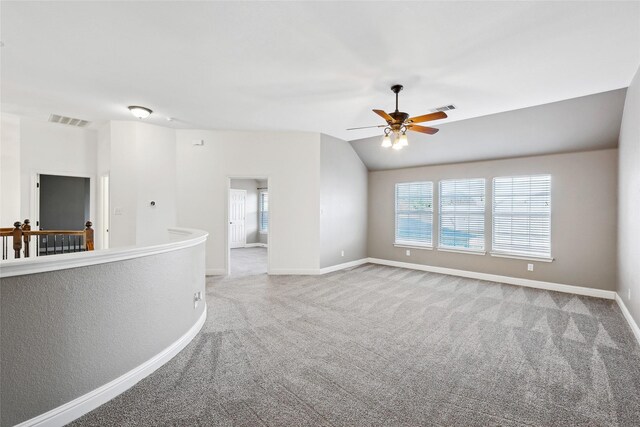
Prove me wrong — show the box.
[348,84,449,150]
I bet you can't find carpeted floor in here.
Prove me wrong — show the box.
[71,257,640,426]
[230,247,267,277]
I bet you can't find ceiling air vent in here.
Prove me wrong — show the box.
[48,114,90,127]
[431,104,456,113]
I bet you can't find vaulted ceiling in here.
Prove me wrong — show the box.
[1,1,639,166]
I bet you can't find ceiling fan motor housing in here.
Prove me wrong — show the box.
[389,111,409,131]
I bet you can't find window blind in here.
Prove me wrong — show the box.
[259,191,269,232]
[492,175,551,258]
[395,182,433,247]
[439,178,485,251]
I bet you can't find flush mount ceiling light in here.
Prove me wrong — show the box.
[128,105,152,119]
[347,84,450,150]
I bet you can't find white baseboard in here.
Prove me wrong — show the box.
[366,258,616,300]
[318,258,369,274]
[244,243,267,248]
[615,293,640,345]
[268,259,368,276]
[206,268,226,276]
[17,305,208,427]
[269,268,321,275]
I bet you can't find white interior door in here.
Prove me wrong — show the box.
[229,189,246,248]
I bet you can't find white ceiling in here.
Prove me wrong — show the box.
[1,1,639,143]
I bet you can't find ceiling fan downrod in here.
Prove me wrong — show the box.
[391,84,403,112]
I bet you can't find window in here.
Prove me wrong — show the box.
[439,178,486,251]
[259,191,268,233]
[492,175,551,259]
[395,182,433,247]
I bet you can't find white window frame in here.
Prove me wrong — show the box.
[394,181,434,249]
[438,178,486,254]
[259,190,268,234]
[491,174,553,261]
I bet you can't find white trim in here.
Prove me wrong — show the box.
[268,259,369,276]
[437,247,486,256]
[269,268,322,275]
[0,228,208,278]
[394,243,433,250]
[490,252,554,262]
[318,258,369,274]
[366,258,615,300]
[615,293,640,346]
[244,243,267,248]
[206,268,226,276]
[15,305,207,427]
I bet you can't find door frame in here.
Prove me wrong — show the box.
[225,176,270,276]
[228,189,247,249]
[100,173,110,249]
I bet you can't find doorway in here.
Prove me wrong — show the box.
[227,178,269,276]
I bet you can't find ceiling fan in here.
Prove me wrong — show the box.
[347,84,448,150]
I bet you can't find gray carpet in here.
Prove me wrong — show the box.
[230,247,267,277]
[71,261,640,426]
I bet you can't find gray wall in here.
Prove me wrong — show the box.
[618,66,640,325]
[0,243,206,426]
[368,149,618,290]
[39,174,90,230]
[230,179,260,244]
[320,134,368,268]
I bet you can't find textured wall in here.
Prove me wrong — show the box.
[368,149,618,290]
[108,121,178,247]
[0,242,206,426]
[0,114,20,228]
[19,117,98,228]
[618,66,640,324]
[319,134,368,268]
[176,130,320,274]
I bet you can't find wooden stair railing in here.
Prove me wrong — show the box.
[0,220,94,260]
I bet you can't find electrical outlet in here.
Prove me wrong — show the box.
[406,249,411,256]
[194,291,202,309]
[527,263,534,271]
[341,250,344,257]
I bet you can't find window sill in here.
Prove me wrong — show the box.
[490,252,554,262]
[259,231,268,235]
[394,243,433,250]
[437,247,486,256]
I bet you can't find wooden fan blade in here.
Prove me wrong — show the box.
[407,125,439,135]
[407,111,447,124]
[373,109,393,122]
[346,125,387,130]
